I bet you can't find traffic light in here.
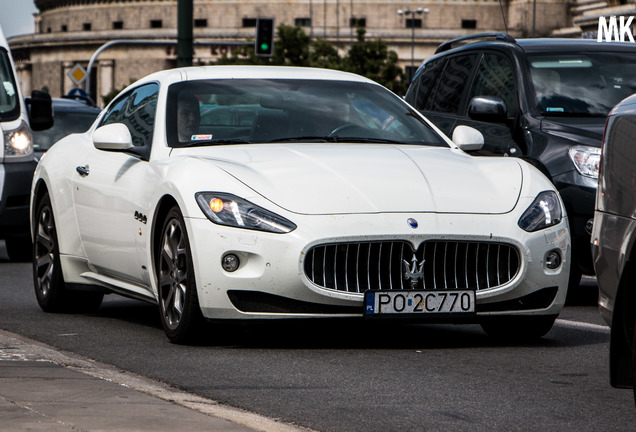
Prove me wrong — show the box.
[255,18,274,57]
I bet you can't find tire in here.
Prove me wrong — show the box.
[5,237,33,262]
[156,206,204,344]
[480,315,557,341]
[33,193,103,313]
[565,265,583,305]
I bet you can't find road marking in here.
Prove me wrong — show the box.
[555,319,610,334]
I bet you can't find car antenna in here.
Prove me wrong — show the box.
[499,0,508,33]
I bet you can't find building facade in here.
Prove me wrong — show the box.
[9,0,577,106]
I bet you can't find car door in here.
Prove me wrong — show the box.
[72,83,159,287]
[459,51,522,156]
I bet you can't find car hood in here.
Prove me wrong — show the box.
[184,144,522,215]
[540,116,605,147]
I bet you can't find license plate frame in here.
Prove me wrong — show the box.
[364,289,476,316]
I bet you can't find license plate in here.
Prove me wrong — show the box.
[364,290,476,315]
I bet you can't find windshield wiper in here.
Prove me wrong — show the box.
[267,136,337,143]
[329,136,405,144]
[180,138,251,147]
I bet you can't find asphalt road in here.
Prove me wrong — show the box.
[0,242,634,431]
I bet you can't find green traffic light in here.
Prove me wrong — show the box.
[261,43,269,51]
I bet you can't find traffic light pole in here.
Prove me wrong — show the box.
[177,0,193,67]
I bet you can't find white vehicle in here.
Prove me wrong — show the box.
[0,25,52,260]
[31,66,570,343]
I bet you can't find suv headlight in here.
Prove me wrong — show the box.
[518,191,563,232]
[196,192,297,233]
[3,120,33,160]
[568,145,600,178]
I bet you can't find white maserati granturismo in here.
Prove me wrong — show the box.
[31,66,570,343]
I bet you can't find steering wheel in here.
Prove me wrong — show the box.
[328,123,360,137]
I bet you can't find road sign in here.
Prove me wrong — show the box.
[67,64,87,86]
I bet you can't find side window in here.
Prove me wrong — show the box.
[413,57,445,110]
[468,53,517,117]
[424,54,477,114]
[101,95,128,126]
[99,83,159,148]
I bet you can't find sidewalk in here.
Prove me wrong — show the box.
[0,329,308,432]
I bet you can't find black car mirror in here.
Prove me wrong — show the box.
[468,96,507,124]
[26,90,54,131]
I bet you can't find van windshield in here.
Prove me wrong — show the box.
[0,49,19,121]
[528,52,636,117]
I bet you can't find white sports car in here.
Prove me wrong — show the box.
[31,66,570,343]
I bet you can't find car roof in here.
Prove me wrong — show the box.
[51,97,101,114]
[131,65,378,88]
[516,38,636,53]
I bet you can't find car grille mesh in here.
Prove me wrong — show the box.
[304,240,520,293]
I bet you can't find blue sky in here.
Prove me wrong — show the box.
[1,1,37,38]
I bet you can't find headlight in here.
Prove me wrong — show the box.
[518,191,563,232]
[3,120,33,159]
[195,192,297,233]
[568,145,600,178]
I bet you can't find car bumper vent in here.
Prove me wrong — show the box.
[304,240,520,293]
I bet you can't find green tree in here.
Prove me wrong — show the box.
[343,28,407,94]
[211,25,407,93]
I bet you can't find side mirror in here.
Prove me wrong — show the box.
[452,125,484,151]
[467,96,508,124]
[26,90,53,131]
[93,123,133,151]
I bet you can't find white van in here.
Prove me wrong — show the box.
[0,26,52,260]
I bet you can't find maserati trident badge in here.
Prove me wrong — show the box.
[403,254,425,289]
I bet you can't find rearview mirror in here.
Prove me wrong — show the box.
[93,123,133,151]
[452,125,484,151]
[468,96,508,124]
[26,90,53,131]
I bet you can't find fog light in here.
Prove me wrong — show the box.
[585,218,594,235]
[221,253,240,272]
[545,251,561,270]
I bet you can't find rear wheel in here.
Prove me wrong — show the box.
[33,192,103,312]
[480,315,557,341]
[157,206,204,344]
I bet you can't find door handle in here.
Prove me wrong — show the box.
[76,165,90,176]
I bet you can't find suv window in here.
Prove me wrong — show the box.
[468,53,517,117]
[424,54,477,114]
[407,57,445,110]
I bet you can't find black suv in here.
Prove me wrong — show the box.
[405,33,636,292]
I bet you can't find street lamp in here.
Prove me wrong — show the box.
[398,7,429,80]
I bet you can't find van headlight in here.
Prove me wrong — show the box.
[568,145,600,178]
[196,192,297,233]
[518,191,563,232]
[3,120,33,159]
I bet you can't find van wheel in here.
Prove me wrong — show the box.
[5,237,32,262]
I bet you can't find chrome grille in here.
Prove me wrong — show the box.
[304,240,520,293]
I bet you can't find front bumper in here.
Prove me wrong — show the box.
[185,211,570,320]
[0,159,37,239]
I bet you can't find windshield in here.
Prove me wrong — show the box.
[528,52,636,117]
[33,110,98,151]
[0,49,19,121]
[166,79,446,147]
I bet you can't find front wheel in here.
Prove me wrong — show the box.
[156,207,204,344]
[33,192,103,312]
[480,315,557,341]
